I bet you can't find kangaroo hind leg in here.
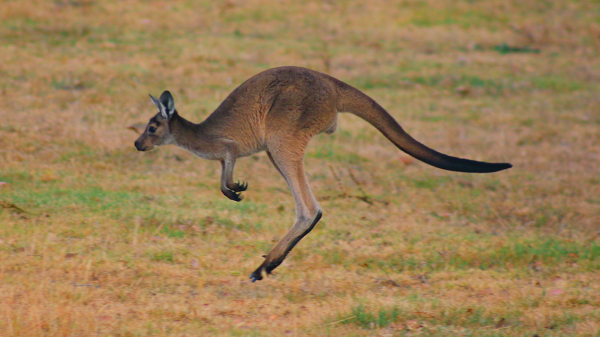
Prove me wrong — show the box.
[250,143,322,282]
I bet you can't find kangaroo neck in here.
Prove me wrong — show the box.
[169,113,214,157]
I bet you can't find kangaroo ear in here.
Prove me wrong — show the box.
[159,91,175,118]
[149,94,163,111]
[149,92,174,119]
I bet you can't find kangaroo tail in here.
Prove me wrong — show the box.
[333,79,512,173]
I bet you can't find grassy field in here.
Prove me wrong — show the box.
[1,0,600,335]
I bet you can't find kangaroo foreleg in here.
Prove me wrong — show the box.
[220,157,248,202]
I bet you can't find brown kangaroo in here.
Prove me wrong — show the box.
[134,66,511,282]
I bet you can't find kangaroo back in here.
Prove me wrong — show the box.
[333,80,511,173]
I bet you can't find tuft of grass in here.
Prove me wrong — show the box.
[341,304,401,329]
[494,43,541,54]
[150,251,174,263]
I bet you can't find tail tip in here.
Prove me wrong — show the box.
[498,163,512,171]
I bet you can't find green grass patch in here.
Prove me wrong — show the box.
[150,251,174,263]
[325,237,600,273]
[340,304,401,329]
[334,303,521,332]
[307,144,368,164]
[209,199,267,214]
[410,7,507,29]
[532,76,585,92]
[352,73,588,94]
[494,43,540,54]
[2,186,145,217]
[160,225,186,238]
[412,176,451,190]
[354,74,509,92]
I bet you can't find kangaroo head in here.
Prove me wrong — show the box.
[134,91,177,151]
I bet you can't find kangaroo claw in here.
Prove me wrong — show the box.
[232,180,248,192]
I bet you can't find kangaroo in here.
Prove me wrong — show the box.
[134,66,511,282]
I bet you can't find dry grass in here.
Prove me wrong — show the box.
[1,0,600,335]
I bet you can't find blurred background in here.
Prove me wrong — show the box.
[1,0,599,335]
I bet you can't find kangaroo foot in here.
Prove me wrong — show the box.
[249,256,284,282]
[249,268,264,282]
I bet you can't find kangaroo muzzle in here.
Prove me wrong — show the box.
[134,139,151,151]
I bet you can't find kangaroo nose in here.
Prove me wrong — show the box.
[134,140,142,151]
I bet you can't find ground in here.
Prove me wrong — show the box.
[1,0,600,336]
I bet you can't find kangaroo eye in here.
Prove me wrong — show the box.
[148,126,157,133]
